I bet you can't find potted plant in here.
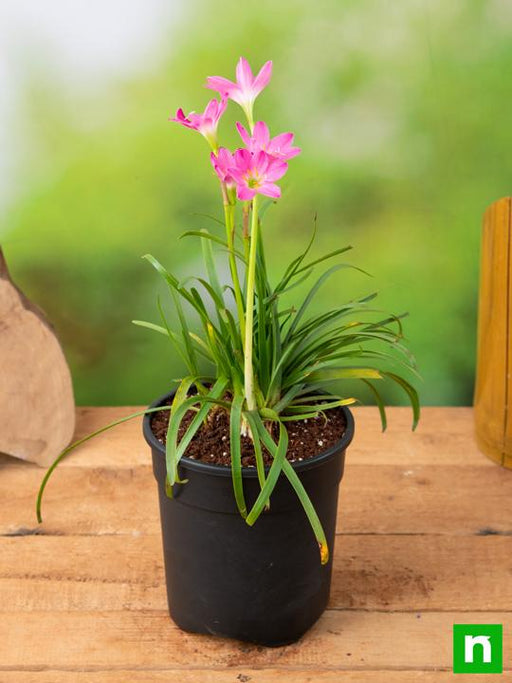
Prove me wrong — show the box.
[37,57,419,647]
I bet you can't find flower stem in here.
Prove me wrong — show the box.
[223,199,245,342]
[242,202,250,264]
[245,106,255,134]
[244,195,259,411]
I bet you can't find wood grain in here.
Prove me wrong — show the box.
[3,461,511,536]
[0,610,511,670]
[2,406,511,680]
[474,197,512,468]
[1,672,508,682]
[1,534,511,612]
[0,406,486,470]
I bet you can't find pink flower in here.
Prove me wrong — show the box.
[210,147,236,187]
[170,97,226,149]
[230,149,288,201]
[206,57,272,122]
[236,121,301,162]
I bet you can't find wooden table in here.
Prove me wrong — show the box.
[1,407,512,681]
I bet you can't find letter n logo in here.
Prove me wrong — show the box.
[453,624,503,674]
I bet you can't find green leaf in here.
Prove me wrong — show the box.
[295,245,355,275]
[180,230,245,260]
[304,367,383,383]
[275,218,318,292]
[176,379,230,461]
[284,265,355,344]
[131,320,167,336]
[281,459,330,565]
[245,413,288,525]
[361,379,388,431]
[383,372,421,430]
[244,411,268,499]
[36,404,174,523]
[230,391,247,517]
[283,397,356,415]
[165,377,229,485]
[200,229,224,310]
[250,414,330,565]
[165,376,200,485]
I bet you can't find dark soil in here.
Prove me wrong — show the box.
[151,398,347,467]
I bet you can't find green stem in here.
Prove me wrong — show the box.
[223,199,245,342]
[244,195,259,411]
[244,105,255,134]
[242,202,251,267]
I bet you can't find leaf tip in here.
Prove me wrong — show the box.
[320,542,329,565]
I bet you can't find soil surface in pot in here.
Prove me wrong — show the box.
[151,401,347,467]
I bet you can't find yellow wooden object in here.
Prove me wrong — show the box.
[474,197,512,468]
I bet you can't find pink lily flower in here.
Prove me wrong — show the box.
[210,147,236,188]
[230,148,288,201]
[236,121,301,162]
[206,57,272,125]
[170,97,226,150]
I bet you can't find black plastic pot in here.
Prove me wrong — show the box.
[143,392,354,646]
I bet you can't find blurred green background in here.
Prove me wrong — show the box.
[2,0,510,406]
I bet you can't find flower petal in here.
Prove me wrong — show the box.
[284,146,301,159]
[237,184,256,200]
[204,98,218,119]
[253,121,270,149]
[271,132,294,147]
[236,57,254,90]
[206,76,237,96]
[217,96,228,118]
[258,182,281,199]
[217,147,234,166]
[236,122,251,146]
[233,147,253,172]
[253,149,269,171]
[252,60,272,95]
[170,108,187,123]
[265,160,288,182]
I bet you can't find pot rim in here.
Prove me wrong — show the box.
[143,390,355,477]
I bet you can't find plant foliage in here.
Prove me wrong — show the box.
[37,58,419,563]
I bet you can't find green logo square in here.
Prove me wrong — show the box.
[453,624,503,674]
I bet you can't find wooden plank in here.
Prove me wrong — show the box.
[348,406,487,467]
[339,462,512,535]
[333,534,512,610]
[0,407,488,471]
[1,535,511,613]
[0,610,510,670]
[0,671,508,682]
[474,197,512,467]
[3,461,511,536]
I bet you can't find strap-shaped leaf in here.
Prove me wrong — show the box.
[251,416,329,565]
[230,392,247,517]
[361,379,388,431]
[304,367,383,383]
[37,404,174,523]
[383,371,421,430]
[200,230,225,311]
[281,459,330,565]
[284,264,362,345]
[245,413,288,525]
[283,397,356,416]
[180,230,245,260]
[244,411,267,499]
[165,377,229,485]
[164,376,201,487]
